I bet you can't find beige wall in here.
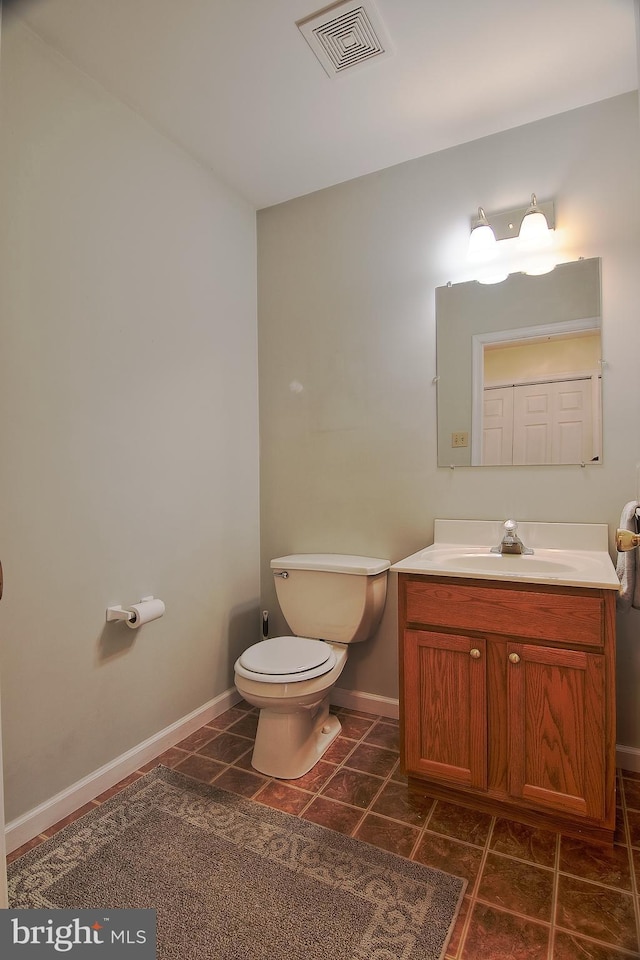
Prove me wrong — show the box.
[484,334,601,385]
[258,93,640,750]
[0,22,260,819]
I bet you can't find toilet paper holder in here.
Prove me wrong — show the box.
[106,596,155,623]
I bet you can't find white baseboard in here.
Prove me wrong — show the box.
[5,687,241,854]
[617,743,640,774]
[330,687,399,720]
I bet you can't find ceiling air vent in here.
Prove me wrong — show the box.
[297,0,392,78]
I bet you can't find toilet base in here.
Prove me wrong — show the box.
[250,696,342,779]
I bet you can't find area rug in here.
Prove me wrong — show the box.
[8,766,466,960]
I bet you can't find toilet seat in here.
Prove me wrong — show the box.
[235,636,337,683]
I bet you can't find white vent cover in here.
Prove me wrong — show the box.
[297,0,392,77]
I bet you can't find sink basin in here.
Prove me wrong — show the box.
[444,554,577,575]
[390,520,620,589]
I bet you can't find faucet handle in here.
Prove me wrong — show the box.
[504,519,518,534]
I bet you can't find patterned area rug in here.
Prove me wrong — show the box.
[8,766,466,960]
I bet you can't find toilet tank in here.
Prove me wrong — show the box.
[271,554,390,643]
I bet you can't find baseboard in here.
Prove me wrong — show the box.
[330,687,399,720]
[5,687,241,854]
[617,743,640,774]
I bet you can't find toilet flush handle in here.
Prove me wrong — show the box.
[274,570,289,579]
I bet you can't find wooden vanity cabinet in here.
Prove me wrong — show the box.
[398,574,617,842]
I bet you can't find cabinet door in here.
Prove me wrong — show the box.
[507,644,605,819]
[403,630,487,789]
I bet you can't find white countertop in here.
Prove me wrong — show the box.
[390,520,620,590]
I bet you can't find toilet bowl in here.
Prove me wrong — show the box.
[234,554,390,779]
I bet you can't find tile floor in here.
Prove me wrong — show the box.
[8,703,640,959]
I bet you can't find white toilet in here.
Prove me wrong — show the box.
[234,553,390,779]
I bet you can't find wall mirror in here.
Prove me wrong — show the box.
[436,258,602,467]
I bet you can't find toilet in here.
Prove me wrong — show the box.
[234,553,390,779]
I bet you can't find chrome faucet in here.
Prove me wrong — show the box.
[491,519,534,556]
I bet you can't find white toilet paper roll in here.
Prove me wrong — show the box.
[126,598,165,629]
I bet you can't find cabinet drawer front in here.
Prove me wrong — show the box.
[404,580,603,646]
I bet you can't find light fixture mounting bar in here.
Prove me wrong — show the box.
[471,199,555,242]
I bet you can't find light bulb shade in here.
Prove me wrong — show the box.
[476,268,509,285]
[523,254,557,276]
[468,208,497,262]
[518,194,551,247]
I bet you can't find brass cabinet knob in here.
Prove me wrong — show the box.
[508,652,521,664]
[470,648,481,659]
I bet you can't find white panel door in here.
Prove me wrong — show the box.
[482,387,514,465]
[551,380,594,464]
[512,385,554,464]
[512,379,592,465]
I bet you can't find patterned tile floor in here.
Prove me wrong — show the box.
[8,702,640,959]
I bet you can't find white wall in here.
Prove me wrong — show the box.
[0,21,260,820]
[258,93,640,750]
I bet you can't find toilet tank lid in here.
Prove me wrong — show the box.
[271,554,390,575]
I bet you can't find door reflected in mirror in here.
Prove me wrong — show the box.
[436,258,602,467]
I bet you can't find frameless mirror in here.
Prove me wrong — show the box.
[436,258,602,466]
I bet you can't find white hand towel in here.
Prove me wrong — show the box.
[616,500,638,612]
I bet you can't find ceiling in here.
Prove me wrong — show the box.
[6,0,638,209]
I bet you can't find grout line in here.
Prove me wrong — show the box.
[620,774,640,954]
[547,826,561,960]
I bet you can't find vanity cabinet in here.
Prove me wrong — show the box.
[399,575,616,842]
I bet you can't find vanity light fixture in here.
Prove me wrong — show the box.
[518,193,551,247]
[467,207,497,261]
[467,194,556,281]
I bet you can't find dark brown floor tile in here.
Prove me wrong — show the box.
[445,895,470,959]
[282,760,336,792]
[354,813,420,858]
[490,817,558,867]
[371,780,433,827]
[231,749,256,771]
[300,796,363,835]
[390,761,408,784]
[174,754,227,784]
[336,707,379,719]
[321,768,383,808]
[254,781,312,815]
[94,771,146,801]
[413,832,484,894]
[7,835,48,864]
[620,768,640,781]
[212,766,267,799]
[322,736,356,764]
[197,732,254,763]
[158,746,193,768]
[42,802,97,838]
[559,836,632,890]
[555,875,638,952]
[363,721,400,751]
[632,847,640,888]
[226,713,260,740]
[478,852,554,922]
[461,902,550,959]
[614,809,627,846]
[174,727,219,752]
[337,714,376,740]
[206,707,248,729]
[626,809,640,847]
[553,930,636,959]
[428,799,492,847]
[232,699,253,712]
[622,776,640,811]
[344,742,398,778]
